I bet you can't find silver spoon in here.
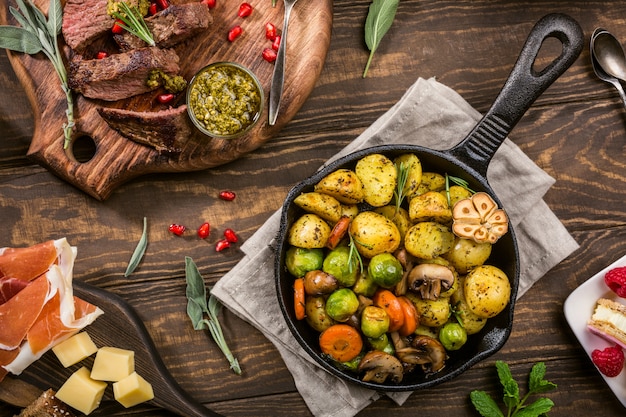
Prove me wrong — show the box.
[268,0,299,126]
[591,28,626,107]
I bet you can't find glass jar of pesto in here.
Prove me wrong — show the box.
[187,62,263,139]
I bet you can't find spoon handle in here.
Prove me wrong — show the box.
[268,0,297,126]
[613,80,626,108]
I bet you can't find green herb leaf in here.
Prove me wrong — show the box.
[471,361,557,417]
[393,161,409,213]
[362,0,399,78]
[124,217,148,277]
[112,2,155,47]
[184,257,242,375]
[0,26,41,54]
[469,391,504,417]
[3,0,74,148]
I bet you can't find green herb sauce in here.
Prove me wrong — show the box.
[188,64,262,137]
[107,0,150,17]
[146,69,187,93]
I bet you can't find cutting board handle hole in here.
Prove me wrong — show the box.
[70,135,97,163]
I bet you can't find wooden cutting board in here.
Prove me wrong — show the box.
[1,0,333,200]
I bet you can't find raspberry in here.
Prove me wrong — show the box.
[605,266,626,297]
[591,345,625,377]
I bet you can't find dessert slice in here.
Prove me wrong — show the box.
[588,298,626,349]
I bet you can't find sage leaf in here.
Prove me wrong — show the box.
[47,0,62,36]
[0,26,41,54]
[362,0,399,78]
[184,257,242,374]
[124,217,148,277]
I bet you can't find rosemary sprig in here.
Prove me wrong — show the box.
[0,0,75,148]
[393,161,410,213]
[112,2,155,47]
[185,257,242,375]
[445,174,476,207]
[347,234,366,274]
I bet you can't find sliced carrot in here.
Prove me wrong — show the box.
[319,323,363,362]
[294,278,306,320]
[397,296,419,337]
[326,216,351,250]
[372,289,404,332]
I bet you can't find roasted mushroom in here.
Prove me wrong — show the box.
[303,270,339,295]
[407,263,455,300]
[451,192,509,244]
[409,335,447,374]
[357,350,404,383]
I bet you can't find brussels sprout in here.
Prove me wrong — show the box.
[367,333,395,355]
[368,253,403,288]
[325,288,359,322]
[360,306,390,338]
[323,246,358,287]
[285,247,324,277]
[439,322,467,351]
[352,270,378,297]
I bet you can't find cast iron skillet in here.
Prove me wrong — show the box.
[275,13,583,391]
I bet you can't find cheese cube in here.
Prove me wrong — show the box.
[90,346,134,382]
[113,371,155,408]
[55,367,107,415]
[52,332,98,367]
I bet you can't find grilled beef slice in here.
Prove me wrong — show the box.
[114,2,212,51]
[69,47,180,101]
[98,105,194,154]
[62,0,113,52]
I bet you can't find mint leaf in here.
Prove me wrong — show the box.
[514,398,555,417]
[528,362,557,394]
[470,391,504,417]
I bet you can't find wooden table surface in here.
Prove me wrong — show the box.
[2,1,626,416]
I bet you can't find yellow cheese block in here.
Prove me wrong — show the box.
[90,346,135,382]
[52,332,98,367]
[113,371,155,408]
[55,367,107,415]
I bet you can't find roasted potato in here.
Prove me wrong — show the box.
[314,169,364,205]
[349,211,401,258]
[394,153,422,198]
[408,191,452,223]
[463,265,511,318]
[404,221,455,260]
[450,275,488,335]
[305,295,336,332]
[444,185,473,207]
[405,293,450,327]
[355,154,397,207]
[288,214,332,248]
[341,204,360,219]
[443,237,492,274]
[415,172,446,195]
[294,192,342,224]
[373,205,411,242]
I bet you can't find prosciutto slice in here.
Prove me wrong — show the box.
[0,239,103,380]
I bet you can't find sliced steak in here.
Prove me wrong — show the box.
[97,105,194,154]
[69,47,180,101]
[114,2,212,51]
[62,0,113,52]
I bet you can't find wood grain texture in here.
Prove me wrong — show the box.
[0,0,332,200]
[3,0,626,416]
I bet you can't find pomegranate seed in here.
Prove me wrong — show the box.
[215,239,231,252]
[197,222,211,239]
[96,51,108,59]
[148,3,158,15]
[223,228,238,243]
[201,0,216,8]
[169,223,186,236]
[265,22,277,41]
[228,25,243,42]
[112,20,125,34]
[262,48,277,63]
[272,35,281,51]
[238,2,253,17]
[157,93,175,104]
[219,190,236,201]
[156,0,169,9]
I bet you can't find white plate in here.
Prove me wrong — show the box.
[564,254,626,407]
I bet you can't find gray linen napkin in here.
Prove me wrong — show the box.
[211,77,579,417]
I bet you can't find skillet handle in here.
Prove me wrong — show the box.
[449,13,583,176]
